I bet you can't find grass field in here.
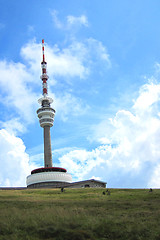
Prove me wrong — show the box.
[0,188,160,240]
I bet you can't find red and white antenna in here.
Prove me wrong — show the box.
[38,39,53,105]
[42,39,45,63]
[41,39,48,97]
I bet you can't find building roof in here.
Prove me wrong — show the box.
[73,179,107,184]
[63,179,107,187]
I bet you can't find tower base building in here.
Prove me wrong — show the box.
[27,167,72,188]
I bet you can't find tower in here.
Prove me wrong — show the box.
[37,39,55,168]
[26,40,72,188]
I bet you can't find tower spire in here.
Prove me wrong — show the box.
[42,39,46,63]
[40,39,49,98]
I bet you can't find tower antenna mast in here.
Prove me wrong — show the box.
[40,39,49,99]
[42,39,46,63]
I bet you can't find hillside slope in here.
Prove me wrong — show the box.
[0,188,160,240]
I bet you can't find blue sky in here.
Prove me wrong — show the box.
[1,0,160,187]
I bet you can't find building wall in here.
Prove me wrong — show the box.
[27,180,106,189]
[65,180,106,188]
[27,181,71,189]
[26,172,72,187]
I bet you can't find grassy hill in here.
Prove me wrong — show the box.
[0,188,160,240]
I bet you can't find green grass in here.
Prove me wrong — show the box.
[0,188,160,239]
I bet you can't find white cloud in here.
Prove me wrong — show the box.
[91,176,102,181]
[86,38,111,68]
[21,39,89,80]
[50,11,111,69]
[133,80,160,113]
[51,10,63,29]
[47,44,89,79]
[0,129,36,187]
[0,118,27,135]
[51,10,88,30]
[149,164,160,188]
[59,79,160,188]
[63,39,111,73]
[67,15,89,27]
[53,93,90,121]
[0,60,38,127]
[21,37,110,81]
[59,146,106,181]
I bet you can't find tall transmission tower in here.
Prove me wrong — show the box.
[37,39,55,168]
[26,40,72,188]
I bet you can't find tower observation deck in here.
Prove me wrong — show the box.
[26,40,72,188]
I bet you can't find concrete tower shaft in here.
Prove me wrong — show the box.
[44,126,52,167]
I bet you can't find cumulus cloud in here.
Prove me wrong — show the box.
[59,147,106,181]
[53,93,90,121]
[51,10,63,29]
[86,38,111,68]
[21,39,89,80]
[133,80,160,114]
[21,38,111,81]
[0,129,36,187]
[59,79,160,188]
[149,164,160,188]
[21,34,110,80]
[67,15,89,27]
[51,10,88,30]
[46,43,89,79]
[50,11,111,70]
[0,60,38,127]
[0,118,27,135]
